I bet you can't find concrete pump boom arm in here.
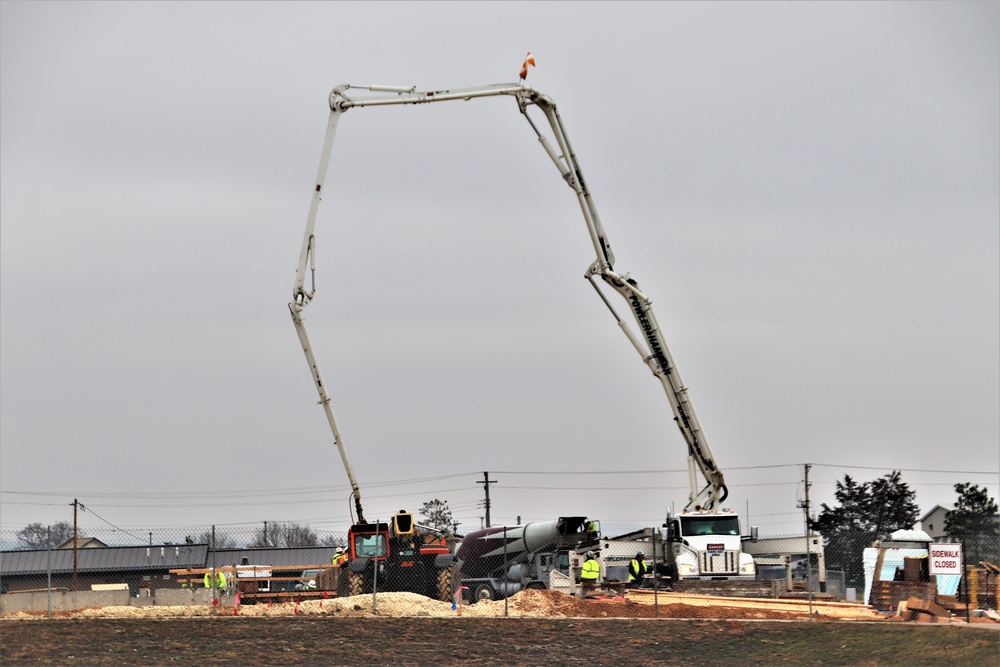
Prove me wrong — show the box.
[289,83,727,523]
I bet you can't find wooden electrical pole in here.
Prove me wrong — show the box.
[804,464,812,534]
[71,498,79,591]
[478,472,496,528]
[804,464,813,616]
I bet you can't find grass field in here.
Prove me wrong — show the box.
[2,617,997,666]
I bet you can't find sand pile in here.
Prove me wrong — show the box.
[1,588,896,621]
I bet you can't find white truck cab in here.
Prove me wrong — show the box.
[668,509,756,579]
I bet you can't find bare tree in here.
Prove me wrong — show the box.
[16,522,76,549]
[194,529,238,549]
[248,522,319,547]
[319,532,343,547]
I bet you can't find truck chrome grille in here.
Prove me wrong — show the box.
[699,549,739,575]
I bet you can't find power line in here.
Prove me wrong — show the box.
[806,463,999,475]
[0,473,475,500]
[2,464,994,503]
[0,486,480,511]
[79,504,148,543]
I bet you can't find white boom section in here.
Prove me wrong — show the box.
[289,83,728,519]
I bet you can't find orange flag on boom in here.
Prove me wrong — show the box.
[520,52,535,80]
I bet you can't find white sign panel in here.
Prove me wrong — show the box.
[928,543,963,576]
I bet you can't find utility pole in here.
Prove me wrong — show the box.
[804,464,813,616]
[803,463,812,535]
[477,472,496,528]
[71,498,80,591]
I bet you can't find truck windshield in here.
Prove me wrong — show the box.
[680,516,740,536]
[354,533,387,558]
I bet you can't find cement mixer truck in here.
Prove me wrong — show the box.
[455,516,599,601]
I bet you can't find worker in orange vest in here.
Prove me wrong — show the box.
[332,547,348,566]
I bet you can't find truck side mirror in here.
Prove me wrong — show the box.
[667,521,679,542]
[750,526,758,543]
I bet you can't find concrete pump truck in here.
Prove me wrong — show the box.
[289,80,754,601]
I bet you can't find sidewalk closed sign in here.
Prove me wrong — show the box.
[929,543,963,576]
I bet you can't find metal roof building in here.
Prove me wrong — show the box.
[1,544,340,576]
[208,546,338,569]
[1,544,209,576]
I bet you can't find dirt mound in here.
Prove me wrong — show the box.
[0,588,885,621]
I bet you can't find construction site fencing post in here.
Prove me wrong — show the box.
[371,530,380,614]
[962,539,970,624]
[46,526,51,618]
[652,529,659,618]
[210,525,216,600]
[503,526,508,617]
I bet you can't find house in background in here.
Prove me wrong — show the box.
[919,505,951,542]
[56,536,109,549]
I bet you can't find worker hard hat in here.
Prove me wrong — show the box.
[335,547,345,554]
[636,551,645,558]
[585,551,596,559]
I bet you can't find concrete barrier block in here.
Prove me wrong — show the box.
[154,588,217,606]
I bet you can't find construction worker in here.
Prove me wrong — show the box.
[628,552,649,587]
[203,569,226,590]
[332,546,348,567]
[584,520,598,541]
[581,551,600,593]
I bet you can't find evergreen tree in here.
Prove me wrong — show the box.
[419,499,454,532]
[810,471,919,588]
[945,483,999,564]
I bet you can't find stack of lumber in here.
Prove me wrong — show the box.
[627,589,886,620]
[898,596,953,623]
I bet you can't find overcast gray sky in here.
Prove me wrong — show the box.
[2,1,998,540]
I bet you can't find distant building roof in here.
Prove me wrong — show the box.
[1,544,208,576]
[1,544,342,576]
[207,546,339,569]
[56,536,109,549]
[918,505,951,523]
[890,529,932,542]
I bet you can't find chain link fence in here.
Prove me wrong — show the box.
[2,524,996,619]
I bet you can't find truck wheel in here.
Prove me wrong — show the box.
[346,570,364,597]
[434,567,453,602]
[473,584,494,602]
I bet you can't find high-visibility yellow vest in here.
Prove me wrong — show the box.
[581,559,600,581]
[629,559,647,581]
[204,571,226,588]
